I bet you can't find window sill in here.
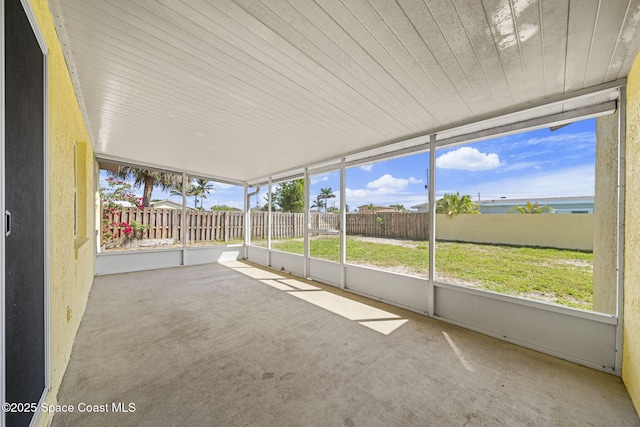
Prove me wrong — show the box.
[74,237,90,259]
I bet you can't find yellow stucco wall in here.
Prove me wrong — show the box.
[435,213,594,251]
[593,111,620,314]
[624,51,640,414]
[28,1,96,426]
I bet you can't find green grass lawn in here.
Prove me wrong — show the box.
[267,236,594,311]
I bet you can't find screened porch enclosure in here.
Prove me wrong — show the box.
[95,90,623,376]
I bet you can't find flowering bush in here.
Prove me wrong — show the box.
[101,177,144,210]
[118,220,148,243]
[100,177,147,247]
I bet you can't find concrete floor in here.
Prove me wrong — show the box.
[52,261,639,427]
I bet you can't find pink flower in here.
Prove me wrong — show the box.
[122,226,133,235]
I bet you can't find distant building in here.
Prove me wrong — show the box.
[477,196,594,214]
[410,202,429,212]
[411,197,594,214]
[112,200,136,208]
[150,200,195,210]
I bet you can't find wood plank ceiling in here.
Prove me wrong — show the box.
[50,0,640,183]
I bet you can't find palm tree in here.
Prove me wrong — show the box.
[366,203,377,214]
[110,167,180,207]
[311,195,325,212]
[509,201,554,214]
[390,203,407,213]
[170,180,195,207]
[436,192,479,217]
[318,187,336,213]
[190,179,215,209]
[170,179,214,209]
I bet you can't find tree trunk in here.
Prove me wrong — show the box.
[142,176,155,207]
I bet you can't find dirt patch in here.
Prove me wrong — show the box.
[352,236,421,248]
[557,259,593,269]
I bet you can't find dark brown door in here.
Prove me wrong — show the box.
[5,0,46,426]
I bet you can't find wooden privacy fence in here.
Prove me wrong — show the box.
[186,210,244,242]
[346,212,429,240]
[249,212,428,240]
[104,208,179,241]
[250,212,304,239]
[104,208,245,243]
[104,209,430,244]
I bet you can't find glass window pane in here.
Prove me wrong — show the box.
[185,177,244,247]
[308,171,341,261]
[434,118,609,313]
[98,164,182,251]
[345,153,430,278]
[264,178,305,254]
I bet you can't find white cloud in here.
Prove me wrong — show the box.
[310,175,329,185]
[346,188,371,199]
[344,174,428,209]
[366,174,409,193]
[359,164,373,171]
[436,147,503,171]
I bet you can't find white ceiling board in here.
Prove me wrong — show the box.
[565,0,600,92]
[50,0,640,183]
[218,0,416,135]
[604,0,640,81]
[396,0,485,117]
[513,0,546,98]
[234,0,430,129]
[363,0,467,121]
[66,2,379,138]
[453,0,514,104]
[482,0,529,104]
[423,0,501,112]
[540,0,569,96]
[583,0,637,86]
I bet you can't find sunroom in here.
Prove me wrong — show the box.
[4,0,640,426]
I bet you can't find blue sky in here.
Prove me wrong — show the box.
[308,118,595,211]
[101,118,596,211]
